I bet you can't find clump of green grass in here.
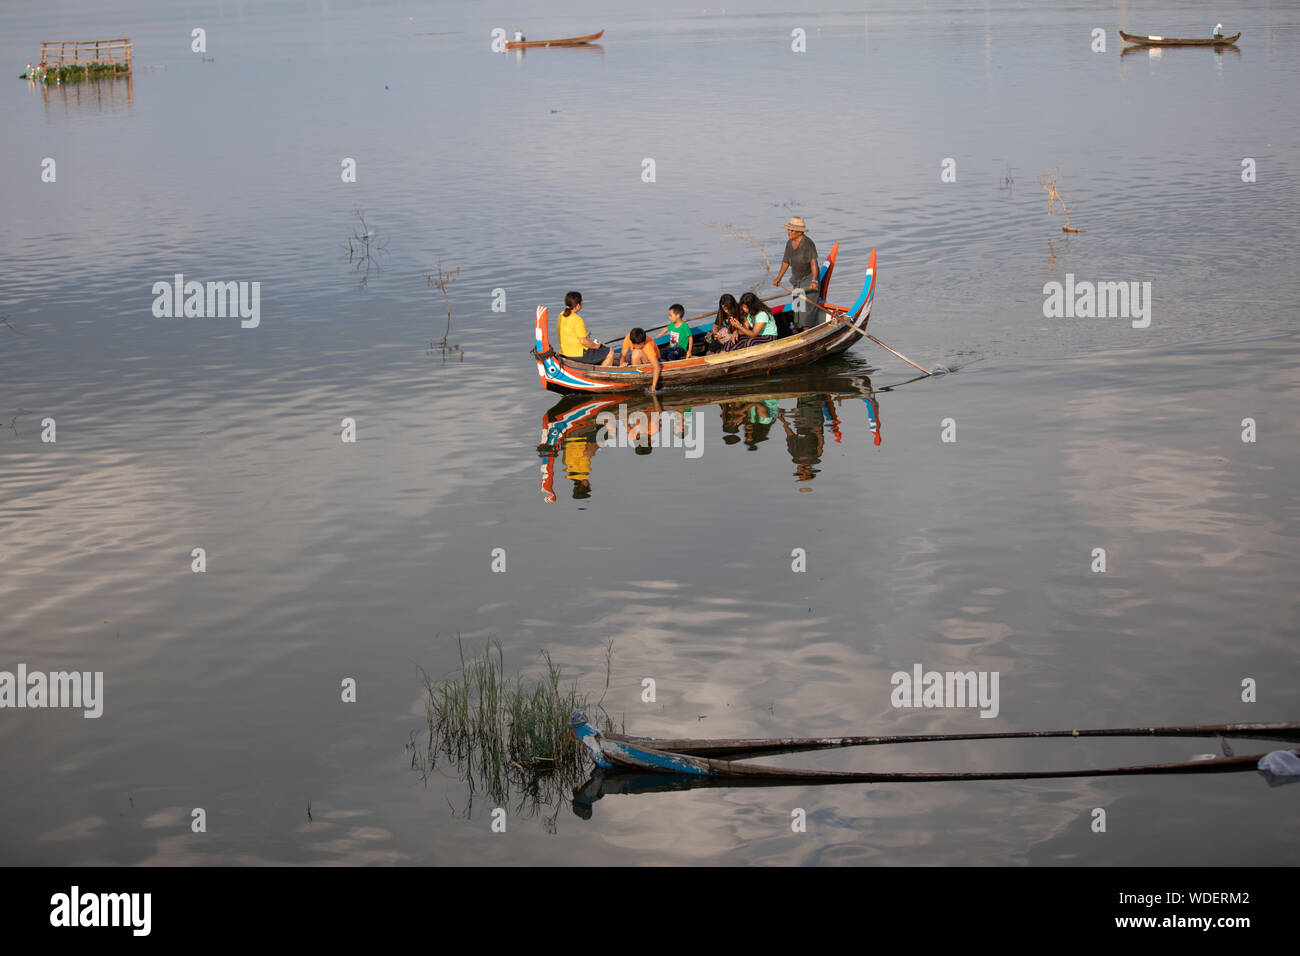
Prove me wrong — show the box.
[45,62,130,84]
[410,638,618,813]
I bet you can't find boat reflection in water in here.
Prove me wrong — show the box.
[536,368,893,501]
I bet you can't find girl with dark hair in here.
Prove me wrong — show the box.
[557,291,615,366]
[705,294,743,353]
[734,291,778,348]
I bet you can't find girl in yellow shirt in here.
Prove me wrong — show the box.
[557,292,615,365]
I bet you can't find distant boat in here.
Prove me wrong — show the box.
[506,29,604,50]
[1119,30,1240,47]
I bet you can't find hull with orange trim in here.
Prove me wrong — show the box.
[531,245,876,394]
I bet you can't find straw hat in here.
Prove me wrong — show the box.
[784,216,808,233]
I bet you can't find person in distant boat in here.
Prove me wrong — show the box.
[705,294,743,353]
[733,291,778,348]
[619,327,661,391]
[558,291,615,366]
[514,29,526,42]
[772,216,820,331]
[661,304,694,361]
[1213,23,1223,37]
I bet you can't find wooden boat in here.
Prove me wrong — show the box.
[506,29,604,49]
[611,721,1300,758]
[569,712,1299,784]
[532,244,876,393]
[1119,30,1240,47]
[572,747,1300,817]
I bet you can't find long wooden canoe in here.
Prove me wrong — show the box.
[572,747,1294,817]
[569,712,1297,784]
[532,244,876,393]
[506,29,603,49]
[611,722,1300,759]
[1119,30,1240,46]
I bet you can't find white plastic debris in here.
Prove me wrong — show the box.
[1257,750,1300,787]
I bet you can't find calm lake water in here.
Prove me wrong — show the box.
[1,0,1298,865]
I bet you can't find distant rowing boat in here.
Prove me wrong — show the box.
[1119,30,1241,47]
[506,29,604,49]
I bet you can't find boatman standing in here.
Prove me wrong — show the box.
[772,216,820,331]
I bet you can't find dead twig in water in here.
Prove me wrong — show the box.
[345,209,388,286]
[1038,168,1087,233]
[424,261,462,361]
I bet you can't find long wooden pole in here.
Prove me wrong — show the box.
[780,283,933,376]
[639,291,788,335]
[864,333,932,376]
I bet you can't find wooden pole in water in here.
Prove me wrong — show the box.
[781,284,934,376]
[863,333,933,376]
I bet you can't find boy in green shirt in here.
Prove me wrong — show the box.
[661,304,694,362]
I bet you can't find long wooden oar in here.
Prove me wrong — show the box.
[780,283,934,377]
[639,291,789,335]
[863,332,933,376]
[611,721,1300,759]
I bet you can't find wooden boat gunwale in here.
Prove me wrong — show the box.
[532,243,877,393]
[1118,29,1240,46]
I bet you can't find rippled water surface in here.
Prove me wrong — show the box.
[1,0,1298,865]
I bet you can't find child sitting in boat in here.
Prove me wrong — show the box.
[661,304,693,361]
[619,327,662,392]
[733,292,778,348]
[705,294,743,353]
[557,291,615,366]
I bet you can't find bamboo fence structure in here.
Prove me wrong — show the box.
[39,38,133,77]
